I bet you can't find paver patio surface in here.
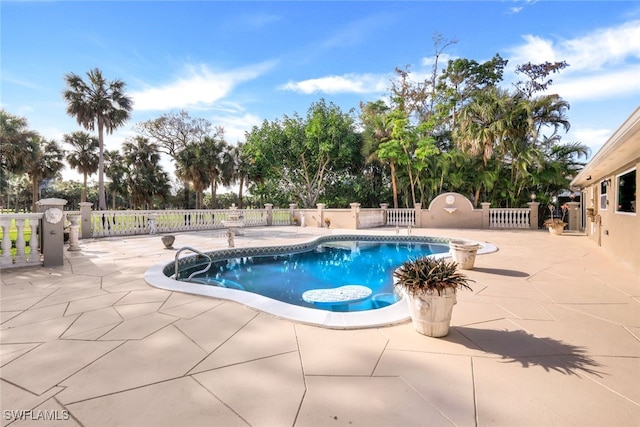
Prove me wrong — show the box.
[1,226,639,426]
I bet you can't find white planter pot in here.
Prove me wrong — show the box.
[406,287,457,337]
[449,239,480,270]
[548,225,565,235]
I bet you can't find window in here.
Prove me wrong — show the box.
[616,168,636,213]
[600,180,608,210]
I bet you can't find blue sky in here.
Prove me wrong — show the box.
[2,1,640,183]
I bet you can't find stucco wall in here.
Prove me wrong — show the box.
[421,192,484,229]
[583,159,639,274]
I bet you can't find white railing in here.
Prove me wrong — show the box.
[0,213,43,268]
[90,208,279,237]
[242,209,268,227]
[359,209,386,228]
[489,208,530,229]
[387,209,416,226]
[91,210,154,237]
[272,209,291,225]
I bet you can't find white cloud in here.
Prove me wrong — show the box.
[511,20,640,71]
[421,53,457,69]
[280,73,388,94]
[567,127,612,155]
[130,62,276,111]
[551,66,640,101]
[506,20,640,102]
[210,112,263,144]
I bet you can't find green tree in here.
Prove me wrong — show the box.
[136,110,214,209]
[226,142,250,208]
[175,143,208,209]
[122,136,169,209]
[104,149,129,209]
[64,131,99,203]
[244,99,361,208]
[63,68,133,210]
[0,111,39,204]
[25,136,65,211]
[359,100,397,207]
[198,134,228,208]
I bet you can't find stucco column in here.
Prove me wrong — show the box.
[79,202,93,239]
[264,204,273,226]
[528,201,540,229]
[350,202,361,229]
[316,203,326,228]
[414,203,422,228]
[380,203,389,226]
[481,202,491,229]
[36,198,68,267]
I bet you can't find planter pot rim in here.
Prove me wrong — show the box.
[449,239,480,249]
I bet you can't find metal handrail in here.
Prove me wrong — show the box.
[174,246,213,280]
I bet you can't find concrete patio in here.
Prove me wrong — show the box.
[1,226,639,426]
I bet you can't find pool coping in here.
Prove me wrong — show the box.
[143,232,498,329]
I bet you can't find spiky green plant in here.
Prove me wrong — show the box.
[393,257,474,297]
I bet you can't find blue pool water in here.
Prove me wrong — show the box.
[186,240,449,312]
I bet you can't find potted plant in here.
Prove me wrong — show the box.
[543,203,568,235]
[449,239,480,270]
[393,257,474,337]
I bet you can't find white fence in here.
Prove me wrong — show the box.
[387,209,416,226]
[489,208,531,229]
[0,213,43,268]
[90,209,275,237]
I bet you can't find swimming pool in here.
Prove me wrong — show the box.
[182,239,449,312]
[144,233,496,328]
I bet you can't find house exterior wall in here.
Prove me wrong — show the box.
[581,160,639,273]
[572,107,640,274]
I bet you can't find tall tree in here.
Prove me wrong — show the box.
[437,54,508,129]
[104,149,128,209]
[0,111,39,201]
[122,136,169,209]
[515,61,569,98]
[25,136,65,211]
[244,99,361,208]
[359,100,398,207]
[198,135,228,208]
[135,110,215,209]
[64,131,99,203]
[175,143,208,209]
[226,142,250,208]
[63,68,133,210]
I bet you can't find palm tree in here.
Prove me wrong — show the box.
[25,136,65,211]
[226,142,250,208]
[455,87,511,166]
[175,144,208,209]
[359,101,399,207]
[0,111,39,203]
[63,68,133,210]
[64,131,99,203]
[122,136,168,209]
[104,150,128,209]
[198,136,228,208]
